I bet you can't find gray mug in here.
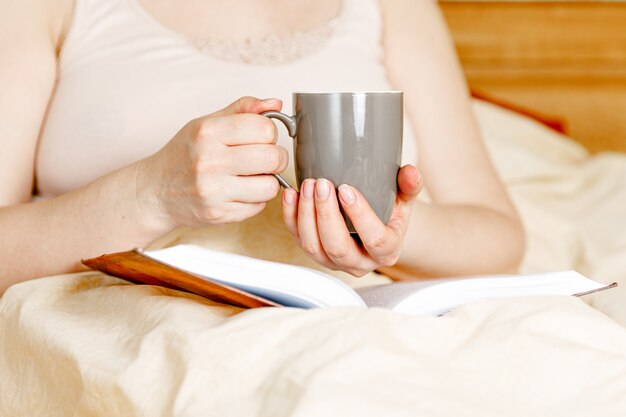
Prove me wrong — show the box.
[263,91,403,233]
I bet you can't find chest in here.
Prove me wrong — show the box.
[136,0,341,41]
[36,0,396,197]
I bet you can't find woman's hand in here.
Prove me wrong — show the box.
[136,96,289,229]
[282,165,423,277]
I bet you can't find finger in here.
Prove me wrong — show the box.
[297,179,335,267]
[196,113,278,145]
[314,179,368,268]
[226,175,281,203]
[281,188,300,240]
[338,184,401,263]
[392,165,423,226]
[397,165,423,203]
[227,144,289,175]
[212,96,283,117]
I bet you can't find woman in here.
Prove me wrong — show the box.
[0,0,524,293]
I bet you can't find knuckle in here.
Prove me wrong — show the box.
[262,176,280,198]
[226,115,243,134]
[259,117,277,142]
[201,206,225,223]
[251,202,267,215]
[258,146,287,175]
[315,205,334,220]
[239,96,255,105]
[324,244,349,261]
[196,177,221,200]
[375,252,400,267]
[264,147,283,172]
[197,182,216,201]
[231,96,256,114]
[278,146,289,171]
[367,234,388,252]
[301,241,320,256]
[192,155,208,175]
[195,119,214,141]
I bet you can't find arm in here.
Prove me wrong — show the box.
[0,0,287,292]
[0,0,169,291]
[378,0,524,278]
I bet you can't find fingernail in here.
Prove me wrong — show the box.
[414,167,421,184]
[302,179,314,199]
[338,184,355,205]
[283,189,295,206]
[262,98,279,103]
[316,179,330,200]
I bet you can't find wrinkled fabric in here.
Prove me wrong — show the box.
[2,274,626,417]
[475,100,626,326]
[2,101,626,416]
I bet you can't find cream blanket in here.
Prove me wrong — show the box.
[2,101,626,416]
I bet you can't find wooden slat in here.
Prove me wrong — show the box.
[440,1,626,153]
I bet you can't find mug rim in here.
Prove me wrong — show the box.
[293,91,402,95]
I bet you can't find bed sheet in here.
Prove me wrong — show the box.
[2,275,626,417]
[2,100,626,416]
[476,100,626,326]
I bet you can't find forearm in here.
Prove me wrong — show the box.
[0,162,169,292]
[376,1,526,279]
[0,97,287,293]
[381,202,525,280]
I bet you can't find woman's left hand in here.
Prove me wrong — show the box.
[281,165,423,277]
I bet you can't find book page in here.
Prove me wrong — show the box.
[362,271,611,316]
[142,245,365,308]
[356,279,450,309]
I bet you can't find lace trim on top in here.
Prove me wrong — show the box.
[186,15,341,66]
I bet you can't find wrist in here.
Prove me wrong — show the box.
[130,157,176,235]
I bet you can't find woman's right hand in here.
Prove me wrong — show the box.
[136,96,289,229]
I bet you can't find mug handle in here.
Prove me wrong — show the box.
[262,111,298,189]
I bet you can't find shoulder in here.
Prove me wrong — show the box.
[376,0,451,49]
[377,0,438,16]
[377,0,441,29]
[0,0,75,54]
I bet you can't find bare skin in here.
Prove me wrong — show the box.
[0,0,524,293]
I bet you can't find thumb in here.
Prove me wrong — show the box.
[212,96,283,117]
[397,165,423,203]
[389,165,422,232]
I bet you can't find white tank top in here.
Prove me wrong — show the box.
[36,0,418,284]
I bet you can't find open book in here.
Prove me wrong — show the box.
[83,244,616,317]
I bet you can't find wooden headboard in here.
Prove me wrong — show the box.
[440,0,626,153]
